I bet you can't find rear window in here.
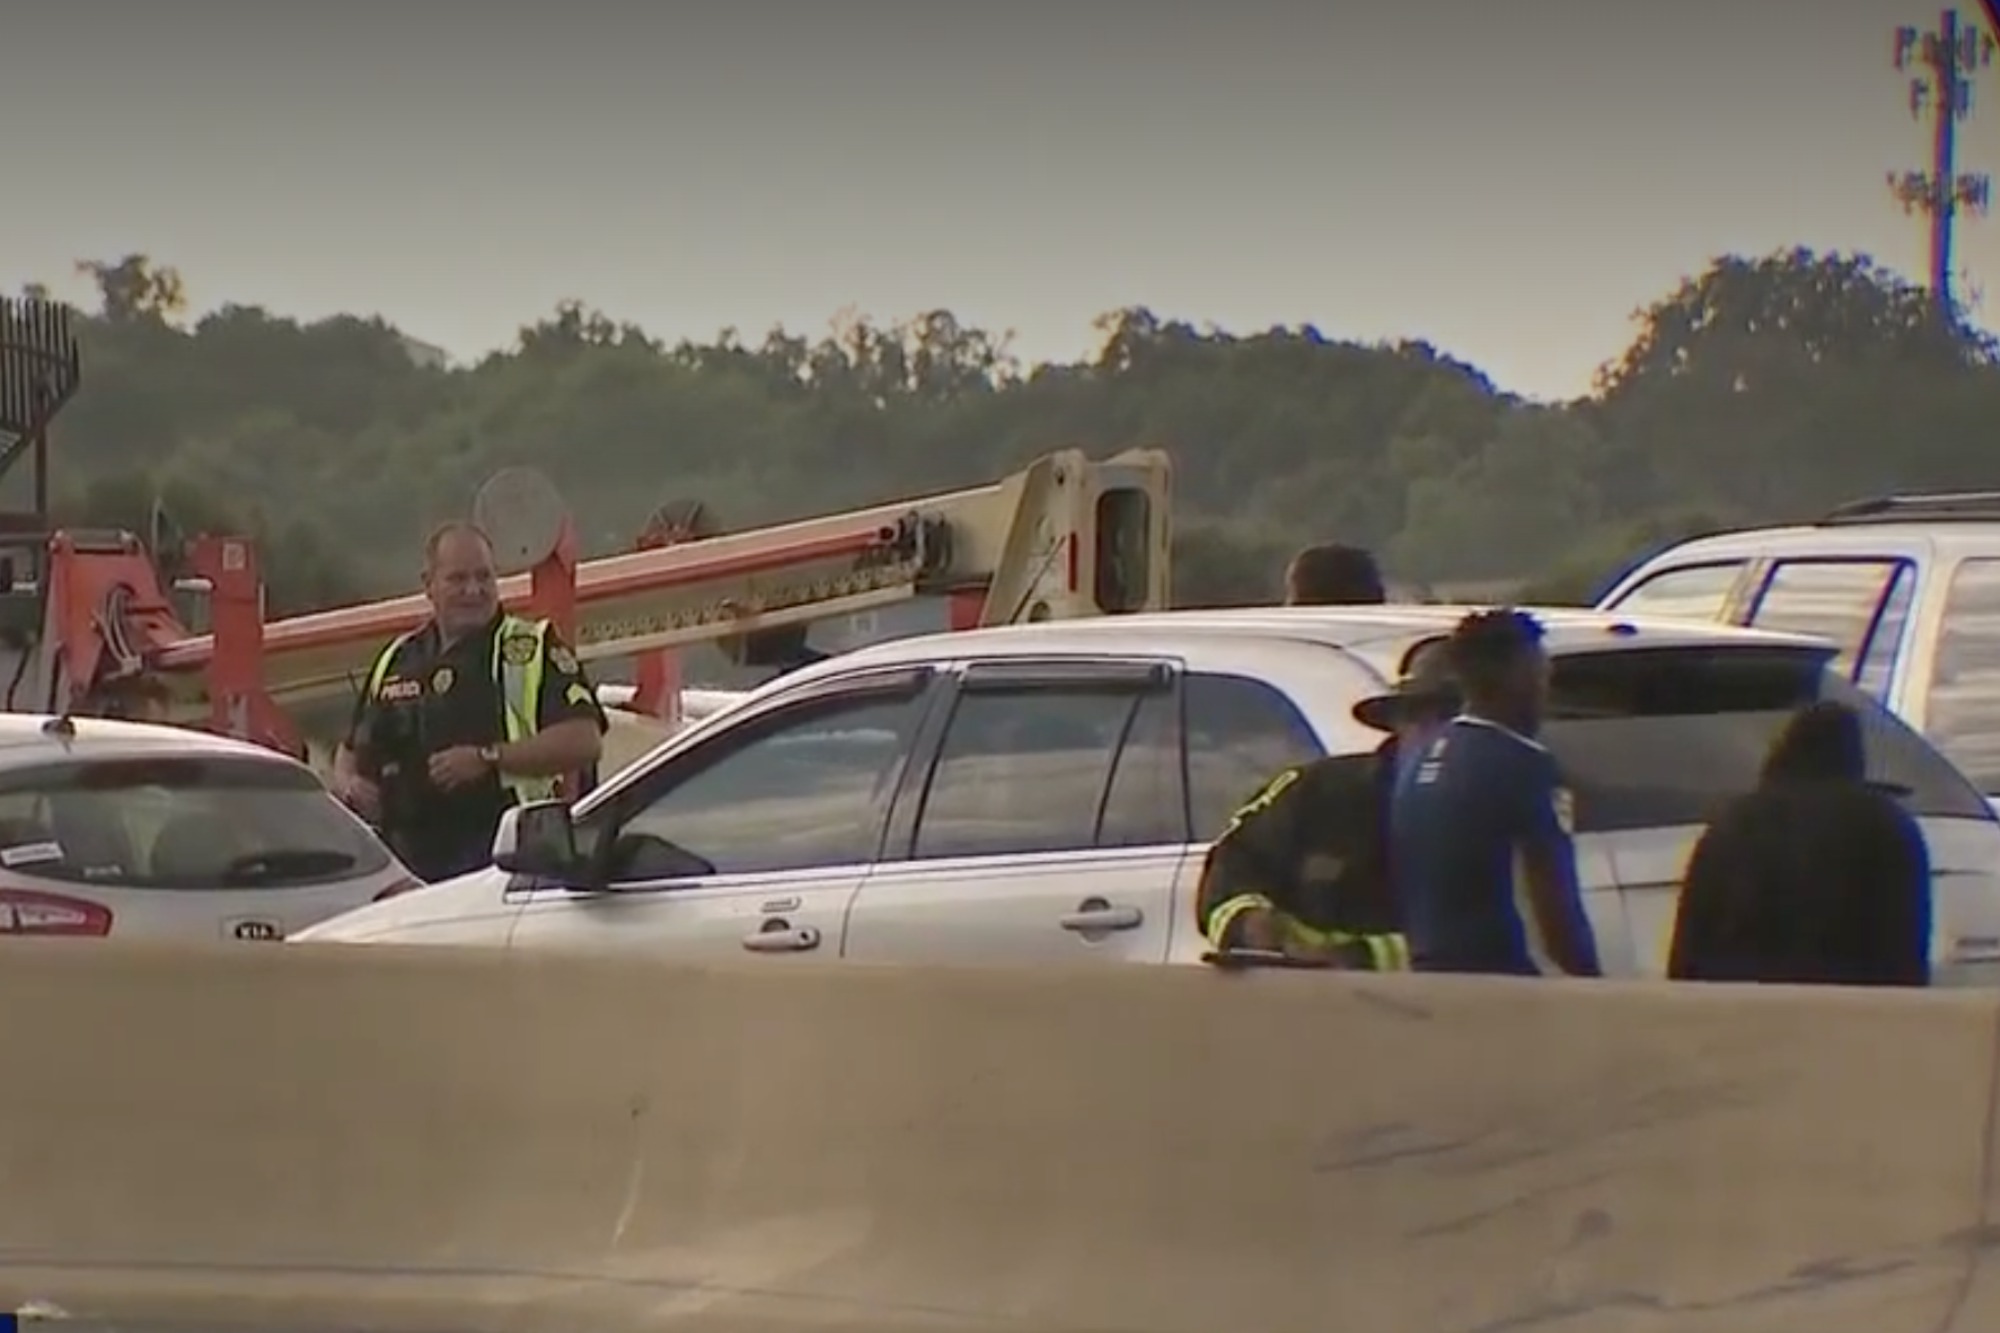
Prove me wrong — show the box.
[1546,646,1991,832]
[1925,557,2000,793]
[0,754,392,889]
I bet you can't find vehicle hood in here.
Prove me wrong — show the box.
[288,868,511,944]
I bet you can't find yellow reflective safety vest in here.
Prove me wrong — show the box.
[364,614,557,804]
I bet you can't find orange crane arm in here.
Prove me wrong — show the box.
[125,447,1170,732]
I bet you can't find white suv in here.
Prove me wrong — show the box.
[1596,493,2000,805]
[294,605,2000,983]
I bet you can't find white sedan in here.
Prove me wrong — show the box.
[0,714,418,940]
[293,605,2000,983]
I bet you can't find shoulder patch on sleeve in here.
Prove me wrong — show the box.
[549,643,578,674]
[1553,786,1576,835]
[1221,766,1303,834]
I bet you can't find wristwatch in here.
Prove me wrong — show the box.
[477,744,502,769]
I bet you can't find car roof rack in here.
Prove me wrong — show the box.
[1816,492,2000,526]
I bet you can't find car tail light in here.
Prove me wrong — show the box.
[0,889,113,937]
[372,877,421,903]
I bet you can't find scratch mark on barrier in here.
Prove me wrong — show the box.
[1929,997,2000,1333]
[1458,1244,1944,1332]
[1352,985,1434,1022]
[1408,1173,1610,1241]
[1314,1121,1483,1173]
[1315,1079,1744,1177]
[1457,1080,1750,1177]
[1941,1222,2000,1251]
[611,1092,650,1249]
[610,1158,645,1248]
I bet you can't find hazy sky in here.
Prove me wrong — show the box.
[4,0,1998,401]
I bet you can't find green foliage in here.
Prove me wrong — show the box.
[23,246,1999,615]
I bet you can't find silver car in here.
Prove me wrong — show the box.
[292,605,2000,982]
[0,714,418,941]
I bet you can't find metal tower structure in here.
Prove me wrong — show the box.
[1889,9,1997,325]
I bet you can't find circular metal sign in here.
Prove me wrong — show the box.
[473,467,568,571]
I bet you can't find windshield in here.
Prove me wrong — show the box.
[1544,645,1992,832]
[0,754,392,889]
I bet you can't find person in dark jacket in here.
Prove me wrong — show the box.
[1668,700,1931,987]
[1284,543,1387,606]
[1195,637,1457,968]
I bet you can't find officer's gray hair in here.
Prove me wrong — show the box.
[423,520,495,571]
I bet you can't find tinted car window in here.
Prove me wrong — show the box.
[0,754,391,889]
[1747,559,1907,675]
[1608,561,1745,622]
[1182,673,1324,840]
[1544,646,1990,833]
[911,685,1149,860]
[1097,689,1189,847]
[1926,557,2000,793]
[612,691,923,878]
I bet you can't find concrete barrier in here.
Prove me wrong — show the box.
[0,941,1997,1332]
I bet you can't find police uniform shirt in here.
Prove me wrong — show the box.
[348,613,606,879]
[1388,715,1593,975]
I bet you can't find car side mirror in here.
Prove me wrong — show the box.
[493,800,581,879]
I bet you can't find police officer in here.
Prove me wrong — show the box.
[330,521,607,882]
[1194,638,1458,969]
[1389,608,1600,977]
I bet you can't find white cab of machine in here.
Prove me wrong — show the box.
[0,714,417,942]
[293,606,2000,984]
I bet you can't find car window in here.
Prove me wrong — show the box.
[1182,673,1324,840]
[909,685,1151,860]
[1747,559,1908,675]
[1097,688,1189,847]
[1854,563,1917,701]
[1605,561,1745,622]
[0,754,391,889]
[1544,645,1990,833]
[611,691,923,878]
[1926,557,2000,793]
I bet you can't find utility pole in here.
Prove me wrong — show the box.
[1889,9,1996,326]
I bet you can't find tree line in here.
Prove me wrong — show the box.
[15,247,1997,615]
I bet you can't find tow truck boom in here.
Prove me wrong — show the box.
[1,297,1173,757]
[154,446,1168,719]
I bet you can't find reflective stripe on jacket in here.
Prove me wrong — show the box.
[1195,755,1410,971]
[1202,890,1411,970]
[365,614,556,804]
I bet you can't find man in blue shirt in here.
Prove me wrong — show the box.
[1389,609,1602,977]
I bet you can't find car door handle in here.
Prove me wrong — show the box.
[1060,902,1144,932]
[742,923,822,953]
[1949,935,2000,965]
